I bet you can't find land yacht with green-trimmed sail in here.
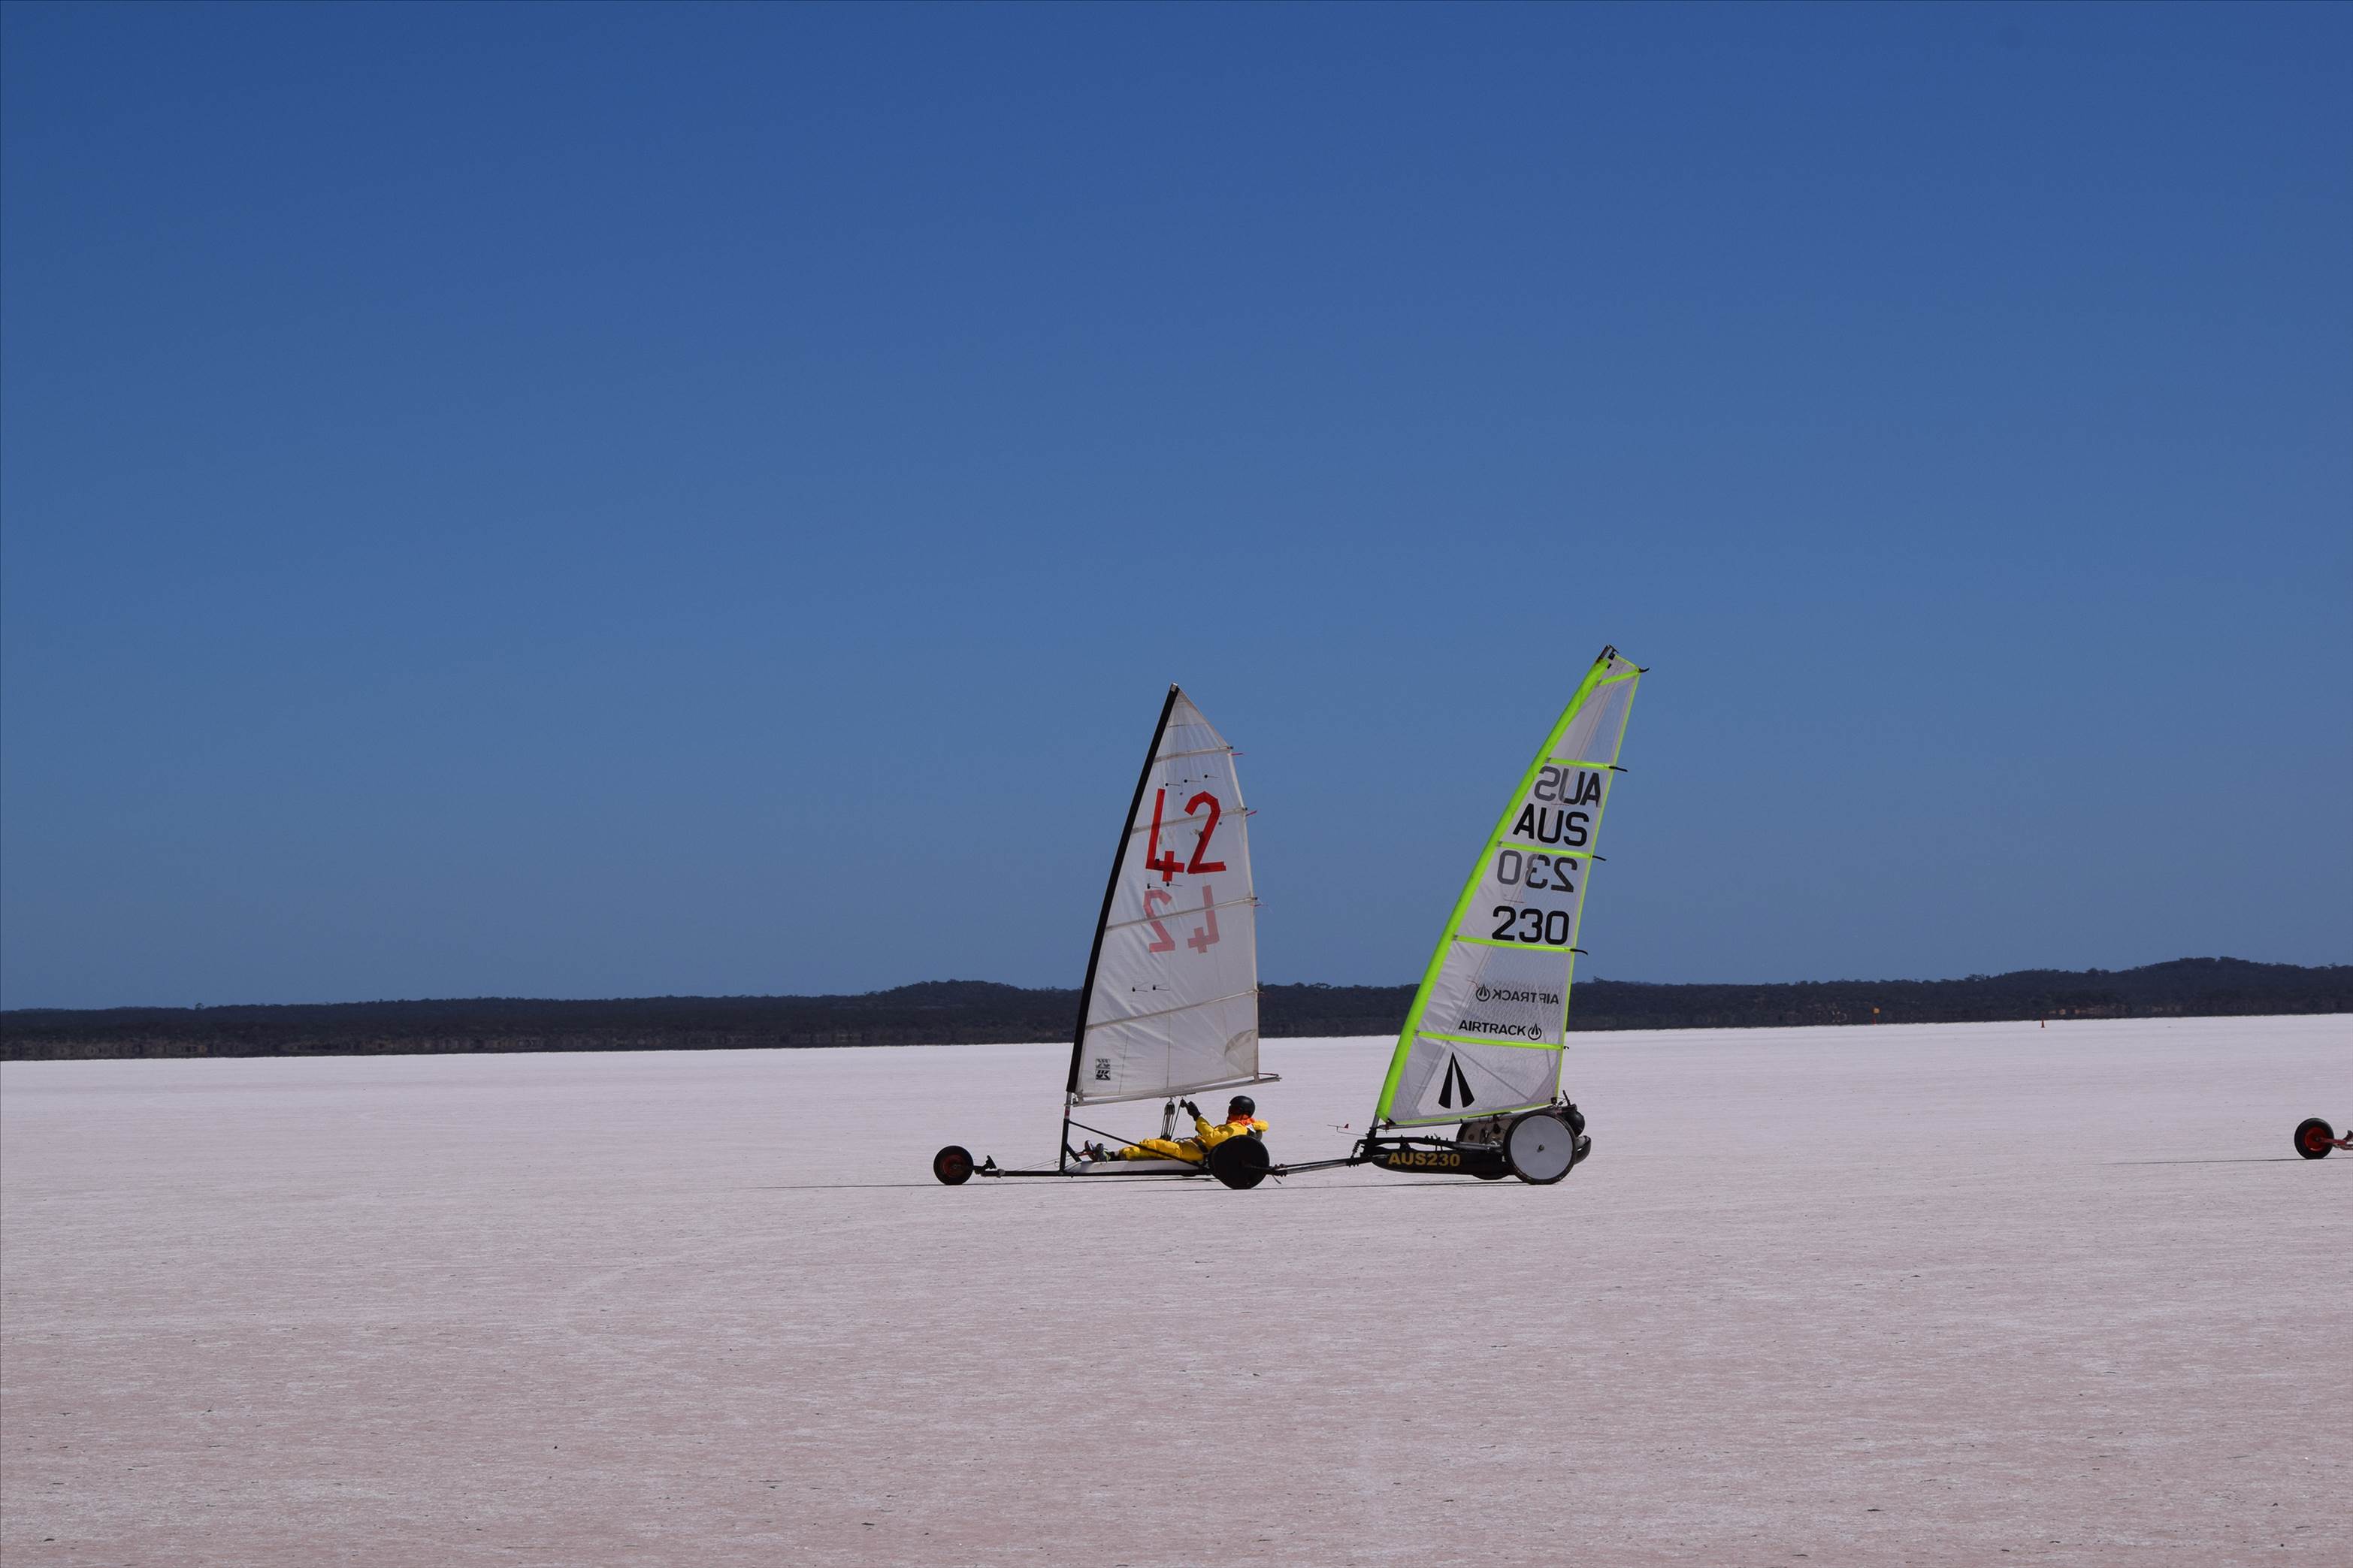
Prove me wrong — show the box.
[1275,645,1642,1184]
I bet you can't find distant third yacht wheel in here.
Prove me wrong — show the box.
[1504,1110,1577,1186]
[2294,1118,2336,1160]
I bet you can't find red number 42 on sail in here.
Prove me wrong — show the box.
[1144,788,1226,882]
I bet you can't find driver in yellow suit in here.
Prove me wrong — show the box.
[1087,1095,1265,1164]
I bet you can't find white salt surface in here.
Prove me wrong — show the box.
[3,1016,2347,1566]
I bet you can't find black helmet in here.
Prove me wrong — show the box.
[1227,1094,1255,1116]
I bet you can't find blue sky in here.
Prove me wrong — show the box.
[3,3,2345,1008]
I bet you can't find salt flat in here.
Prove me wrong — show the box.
[2,1016,2346,1566]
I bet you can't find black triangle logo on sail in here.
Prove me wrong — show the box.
[1437,1054,1477,1110]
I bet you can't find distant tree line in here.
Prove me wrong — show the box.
[2,958,2342,1062]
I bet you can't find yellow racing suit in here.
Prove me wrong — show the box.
[1119,1114,1267,1164]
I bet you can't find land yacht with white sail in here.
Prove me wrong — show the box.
[932,685,1276,1187]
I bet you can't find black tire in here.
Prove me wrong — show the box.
[933,1144,975,1185]
[1505,1110,1577,1185]
[1456,1116,1508,1176]
[2294,1117,2335,1160]
[1207,1135,1270,1190]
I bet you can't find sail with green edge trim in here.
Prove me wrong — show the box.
[1373,648,1642,1128]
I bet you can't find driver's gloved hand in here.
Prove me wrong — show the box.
[1179,1100,1202,1119]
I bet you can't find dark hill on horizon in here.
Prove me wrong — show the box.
[3,957,2344,1061]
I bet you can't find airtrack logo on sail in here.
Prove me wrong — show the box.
[1454,1019,1541,1038]
[1473,984,1561,1007]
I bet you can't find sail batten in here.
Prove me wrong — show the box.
[1374,648,1641,1129]
[1078,1074,1279,1108]
[1083,987,1260,1030]
[1097,896,1259,936]
[1068,688,1262,1110]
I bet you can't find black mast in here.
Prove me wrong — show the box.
[1060,683,1182,1169]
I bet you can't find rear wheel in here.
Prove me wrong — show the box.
[1505,1110,1576,1185]
[933,1144,975,1184]
[2294,1117,2336,1160]
[1207,1135,1270,1190]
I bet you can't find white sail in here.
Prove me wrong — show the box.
[1068,688,1264,1107]
[1375,650,1641,1128]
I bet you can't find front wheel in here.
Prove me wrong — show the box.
[2294,1118,2336,1160]
[1505,1110,1577,1185]
[933,1144,975,1184]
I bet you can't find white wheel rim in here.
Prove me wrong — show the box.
[1508,1115,1574,1182]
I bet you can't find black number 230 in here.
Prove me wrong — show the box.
[1490,905,1573,945]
